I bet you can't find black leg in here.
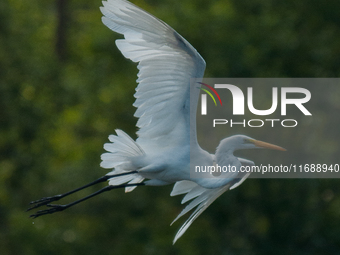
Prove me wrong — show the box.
[27,171,138,211]
[29,182,145,218]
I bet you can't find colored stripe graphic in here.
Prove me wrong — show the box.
[199,88,217,106]
[198,82,223,106]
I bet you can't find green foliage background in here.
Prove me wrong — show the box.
[1,0,340,254]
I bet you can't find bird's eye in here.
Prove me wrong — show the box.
[243,139,252,144]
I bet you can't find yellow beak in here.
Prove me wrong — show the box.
[250,139,286,151]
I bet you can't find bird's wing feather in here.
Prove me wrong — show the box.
[170,180,198,196]
[170,158,254,243]
[170,181,230,244]
[100,0,206,148]
[229,157,254,190]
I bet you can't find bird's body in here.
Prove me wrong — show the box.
[28,0,285,243]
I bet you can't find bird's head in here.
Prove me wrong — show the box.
[217,135,286,152]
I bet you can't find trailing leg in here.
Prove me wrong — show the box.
[29,182,145,218]
[27,171,138,211]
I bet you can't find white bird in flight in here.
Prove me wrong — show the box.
[28,0,285,243]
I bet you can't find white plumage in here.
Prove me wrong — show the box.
[28,0,285,244]
[98,0,285,243]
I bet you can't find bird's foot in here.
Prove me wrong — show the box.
[29,204,67,218]
[27,195,63,211]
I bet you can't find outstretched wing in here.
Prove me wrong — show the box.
[170,158,254,243]
[100,0,206,148]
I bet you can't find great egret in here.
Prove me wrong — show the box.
[28,0,285,243]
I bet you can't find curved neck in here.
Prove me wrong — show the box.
[215,148,235,164]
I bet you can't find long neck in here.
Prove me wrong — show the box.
[216,149,239,168]
[216,144,235,162]
[194,145,242,189]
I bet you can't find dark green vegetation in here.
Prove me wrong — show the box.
[1,0,340,254]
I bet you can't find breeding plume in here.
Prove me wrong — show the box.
[28,0,285,243]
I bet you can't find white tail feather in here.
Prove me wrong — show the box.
[101,129,145,192]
